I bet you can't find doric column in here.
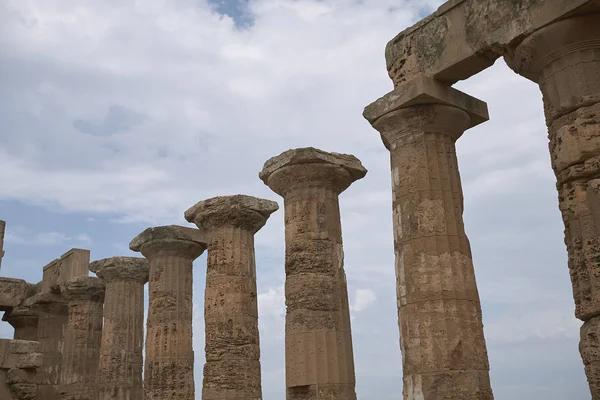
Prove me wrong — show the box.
[259,147,366,400]
[505,14,600,398]
[3,306,38,341]
[129,225,207,400]
[89,257,149,400]
[25,292,69,400]
[184,195,278,400]
[363,76,493,400]
[59,276,105,400]
[0,220,5,270]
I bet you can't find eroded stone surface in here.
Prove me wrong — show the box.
[385,0,596,85]
[0,339,42,400]
[42,249,90,294]
[261,147,364,400]
[130,226,206,400]
[185,194,278,234]
[0,220,5,271]
[365,102,493,399]
[92,257,148,400]
[59,277,105,400]
[0,279,36,312]
[186,195,277,400]
[3,307,38,342]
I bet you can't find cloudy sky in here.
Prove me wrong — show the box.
[0,0,588,398]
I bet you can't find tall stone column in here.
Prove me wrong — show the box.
[3,306,38,341]
[129,225,207,400]
[364,76,493,400]
[259,148,366,400]
[185,195,278,399]
[24,292,69,400]
[0,220,5,270]
[89,257,149,400]
[505,14,600,398]
[59,276,105,400]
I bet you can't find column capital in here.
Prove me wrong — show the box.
[2,306,37,327]
[363,75,488,149]
[505,14,600,119]
[60,276,105,303]
[129,225,207,259]
[89,256,149,284]
[260,147,367,195]
[185,195,278,234]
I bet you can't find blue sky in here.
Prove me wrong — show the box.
[0,0,588,399]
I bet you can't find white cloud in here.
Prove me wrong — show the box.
[351,288,377,313]
[5,226,92,246]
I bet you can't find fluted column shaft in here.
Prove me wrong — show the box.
[90,257,149,400]
[260,148,366,400]
[203,227,261,399]
[505,13,600,398]
[31,296,68,400]
[185,194,278,400]
[59,277,105,400]
[372,104,492,399]
[130,226,206,400]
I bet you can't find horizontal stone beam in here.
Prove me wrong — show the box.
[41,248,90,293]
[0,279,36,312]
[385,0,598,86]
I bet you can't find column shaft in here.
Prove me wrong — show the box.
[145,252,195,399]
[60,279,105,400]
[284,185,356,400]
[505,14,600,398]
[202,227,261,399]
[5,307,38,341]
[31,298,68,400]
[97,279,145,400]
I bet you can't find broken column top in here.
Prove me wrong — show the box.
[184,194,279,234]
[60,276,105,302]
[89,257,149,283]
[129,225,207,258]
[0,278,37,312]
[42,248,90,293]
[259,147,367,195]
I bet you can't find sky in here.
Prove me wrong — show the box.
[0,0,589,399]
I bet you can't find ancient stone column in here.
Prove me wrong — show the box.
[3,306,38,341]
[505,14,600,398]
[25,292,69,400]
[364,76,493,400]
[89,257,149,400]
[184,195,278,399]
[59,276,105,400]
[0,220,5,270]
[259,148,366,400]
[129,225,207,400]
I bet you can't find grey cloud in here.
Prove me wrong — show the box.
[73,105,146,137]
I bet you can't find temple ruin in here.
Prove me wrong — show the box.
[1,0,599,399]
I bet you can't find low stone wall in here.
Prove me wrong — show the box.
[0,339,43,399]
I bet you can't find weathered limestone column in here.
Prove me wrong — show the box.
[89,257,149,400]
[25,292,68,400]
[0,220,5,270]
[505,14,600,398]
[59,276,105,400]
[259,148,366,400]
[129,225,207,400]
[3,306,38,341]
[363,77,493,400]
[184,195,278,399]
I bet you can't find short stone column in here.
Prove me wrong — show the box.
[59,276,105,400]
[259,148,366,400]
[364,76,493,400]
[89,257,149,400]
[505,14,600,398]
[3,306,38,341]
[25,292,69,400]
[129,225,207,400]
[185,195,278,399]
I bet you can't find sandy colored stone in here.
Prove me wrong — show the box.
[384,0,597,85]
[185,195,277,400]
[42,249,90,294]
[261,147,365,400]
[0,339,42,400]
[59,277,105,400]
[90,257,148,400]
[0,220,5,271]
[130,226,206,400]
[3,307,38,341]
[364,94,493,399]
[0,279,37,312]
